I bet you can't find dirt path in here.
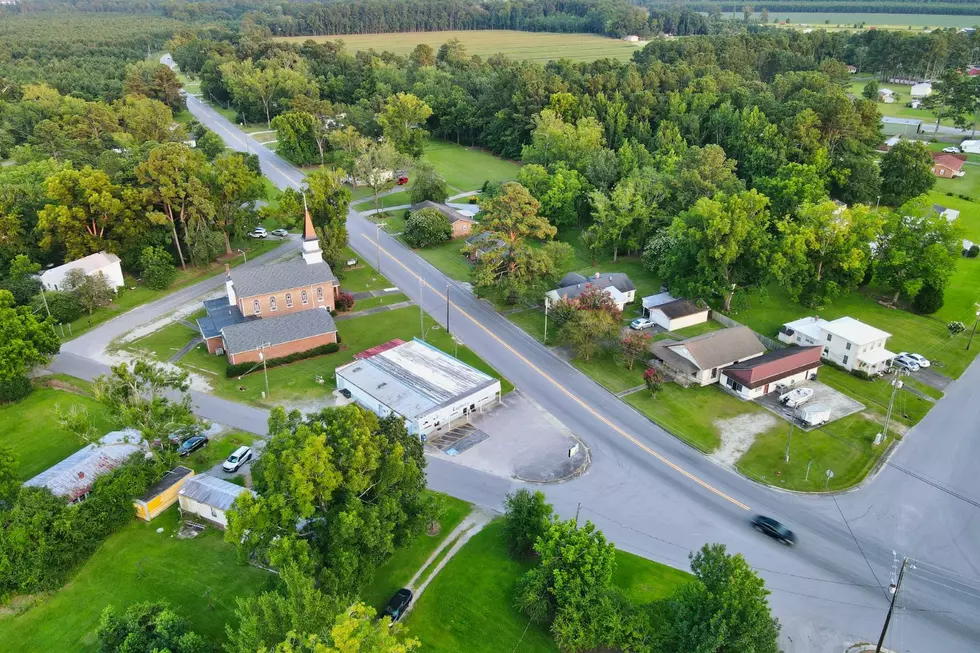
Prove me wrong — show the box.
[400,509,491,618]
[710,412,779,468]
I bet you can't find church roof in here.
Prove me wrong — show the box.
[221,308,337,354]
[230,257,337,298]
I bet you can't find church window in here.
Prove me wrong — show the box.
[270,296,278,311]
[301,290,309,305]
[285,293,293,308]
[252,299,260,314]
[317,287,324,303]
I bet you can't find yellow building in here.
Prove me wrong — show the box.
[134,466,194,521]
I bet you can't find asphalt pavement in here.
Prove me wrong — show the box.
[84,56,978,652]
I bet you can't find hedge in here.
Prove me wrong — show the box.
[0,375,33,403]
[226,342,340,378]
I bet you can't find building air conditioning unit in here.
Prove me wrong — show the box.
[216,348,224,355]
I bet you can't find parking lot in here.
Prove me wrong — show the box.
[754,380,865,430]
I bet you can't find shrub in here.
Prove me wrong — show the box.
[225,342,340,377]
[336,291,355,312]
[967,245,979,258]
[0,375,32,403]
[503,488,553,559]
[851,369,874,381]
[33,290,83,323]
[948,320,966,336]
[403,207,452,248]
[643,367,664,395]
[912,282,944,315]
[139,246,177,291]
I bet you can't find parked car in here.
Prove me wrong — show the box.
[271,228,288,237]
[382,588,413,623]
[396,175,409,185]
[339,388,352,399]
[898,352,930,368]
[249,228,267,238]
[943,146,962,154]
[750,515,796,546]
[779,387,814,409]
[630,317,655,330]
[892,356,920,372]
[178,435,209,457]
[222,446,253,473]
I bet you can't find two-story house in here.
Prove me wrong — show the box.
[196,209,340,365]
[778,316,894,374]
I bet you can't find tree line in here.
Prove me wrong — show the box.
[669,1,980,16]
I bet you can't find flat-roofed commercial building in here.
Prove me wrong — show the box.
[335,338,501,438]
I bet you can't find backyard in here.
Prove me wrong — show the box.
[0,376,113,481]
[277,30,642,63]
[405,519,691,653]
[0,507,271,652]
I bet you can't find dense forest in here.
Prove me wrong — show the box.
[661,2,980,16]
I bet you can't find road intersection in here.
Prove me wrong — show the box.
[67,59,978,651]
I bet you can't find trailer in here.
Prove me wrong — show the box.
[796,404,831,428]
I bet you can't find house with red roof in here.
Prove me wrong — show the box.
[720,346,823,400]
[931,152,966,178]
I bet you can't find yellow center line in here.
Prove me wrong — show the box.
[361,233,751,511]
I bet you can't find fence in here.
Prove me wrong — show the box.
[710,311,786,351]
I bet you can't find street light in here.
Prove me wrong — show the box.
[967,305,980,350]
[375,221,387,272]
[258,343,271,399]
[238,248,247,263]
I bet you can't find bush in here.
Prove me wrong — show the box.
[98,601,205,653]
[850,369,874,381]
[33,290,83,323]
[503,488,553,559]
[225,341,340,377]
[967,245,979,258]
[336,291,355,312]
[0,375,32,403]
[948,320,966,336]
[912,282,944,315]
[403,207,452,248]
[139,246,177,291]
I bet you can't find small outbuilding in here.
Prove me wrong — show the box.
[880,117,922,137]
[178,474,255,529]
[910,82,932,98]
[641,292,709,331]
[134,466,194,521]
[40,251,124,292]
[721,347,823,400]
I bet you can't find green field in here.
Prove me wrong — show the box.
[278,30,641,63]
[0,379,113,481]
[405,519,691,653]
[768,13,980,29]
[0,507,270,652]
[422,141,521,192]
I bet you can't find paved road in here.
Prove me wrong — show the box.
[105,56,979,651]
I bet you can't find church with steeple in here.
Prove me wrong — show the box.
[195,206,341,365]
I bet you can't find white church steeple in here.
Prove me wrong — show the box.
[301,194,323,265]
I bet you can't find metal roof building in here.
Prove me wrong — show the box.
[23,429,144,503]
[178,474,256,529]
[335,338,501,437]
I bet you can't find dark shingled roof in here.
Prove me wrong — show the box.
[652,298,706,320]
[138,466,193,502]
[221,308,337,355]
[198,297,250,340]
[230,257,337,299]
[550,273,635,301]
[412,200,477,224]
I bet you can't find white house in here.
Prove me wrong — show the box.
[777,316,895,374]
[960,140,980,155]
[910,82,933,99]
[622,34,640,42]
[878,88,895,103]
[933,203,960,223]
[336,338,501,438]
[177,475,255,529]
[545,272,636,312]
[40,251,124,292]
[651,326,765,387]
[641,292,710,331]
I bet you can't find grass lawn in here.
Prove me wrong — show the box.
[348,293,409,311]
[422,141,521,192]
[626,383,752,453]
[737,411,888,492]
[0,507,270,652]
[354,190,413,212]
[571,350,645,394]
[360,493,471,611]
[934,170,980,201]
[669,319,726,339]
[60,236,285,342]
[770,13,979,29]
[124,320,198,362]
[337,246,395,293]
[182,431,256,473]
[278,30,640,63]
[406,519,690,653]
[416,239,474,282]
[817,366,930,427]
[904,377,944,400]
[0,380,113,481]
[183,307,512,407]
[368,209,409,236]
[508,307,549,343]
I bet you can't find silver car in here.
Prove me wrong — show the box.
[893,356,920,372]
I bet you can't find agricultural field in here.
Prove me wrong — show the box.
[277,30,642,63]
[767,12,980,29]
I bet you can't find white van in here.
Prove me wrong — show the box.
[222,446,253,473]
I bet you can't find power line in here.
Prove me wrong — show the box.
[830,490,889,600]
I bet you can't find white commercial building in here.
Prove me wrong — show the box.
[40,251,124,292]
[778,316,895,374]
[177,475,256,529]
[910,82,933,98]
[335,338,501,438]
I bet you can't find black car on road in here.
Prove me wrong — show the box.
[178,435,209,457]
[750,515,796,546]
[382,588,413,623]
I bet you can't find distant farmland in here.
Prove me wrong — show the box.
[767,12,980,28]
[277,30,641,63]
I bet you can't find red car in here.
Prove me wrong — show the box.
[396,175,409,185]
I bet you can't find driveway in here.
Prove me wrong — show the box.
[205,438,265,481]
[755,380,865,430]
[908,366,953,391]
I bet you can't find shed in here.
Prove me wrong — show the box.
[646,298,709,331]
[134,466,194,521]
[880,117,922,137]
[40,251,124,292]
[178,474,256,529]
[910,82,932,98]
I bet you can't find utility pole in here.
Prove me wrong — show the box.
[419,276,425,339]
[375,221,385,273]
[966,306,980,350]
[446,284,451,336]
[784,422,794,462]
[543,301,549,344]
[875,557,909,653]
[574,502,582,528]
[39,287,51,319]
[259,345,270,399]
[875,371,903,445]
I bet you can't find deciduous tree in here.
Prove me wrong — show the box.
[377,92,432,157]
[37,165,130,260]
[559,307,618,361]
[273,603,420,653]
[139,246,177,291]
[503,488,553,559]
[619,330,651,371]
[408,161,449,204]
[98,601,206,653]
[0,288,58,397]
[63,268,114,314]
[353,142,410,211]
[879,140,935,206]
[305,168,352,269]
[403,207,451,248]
[209,152,263,255]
